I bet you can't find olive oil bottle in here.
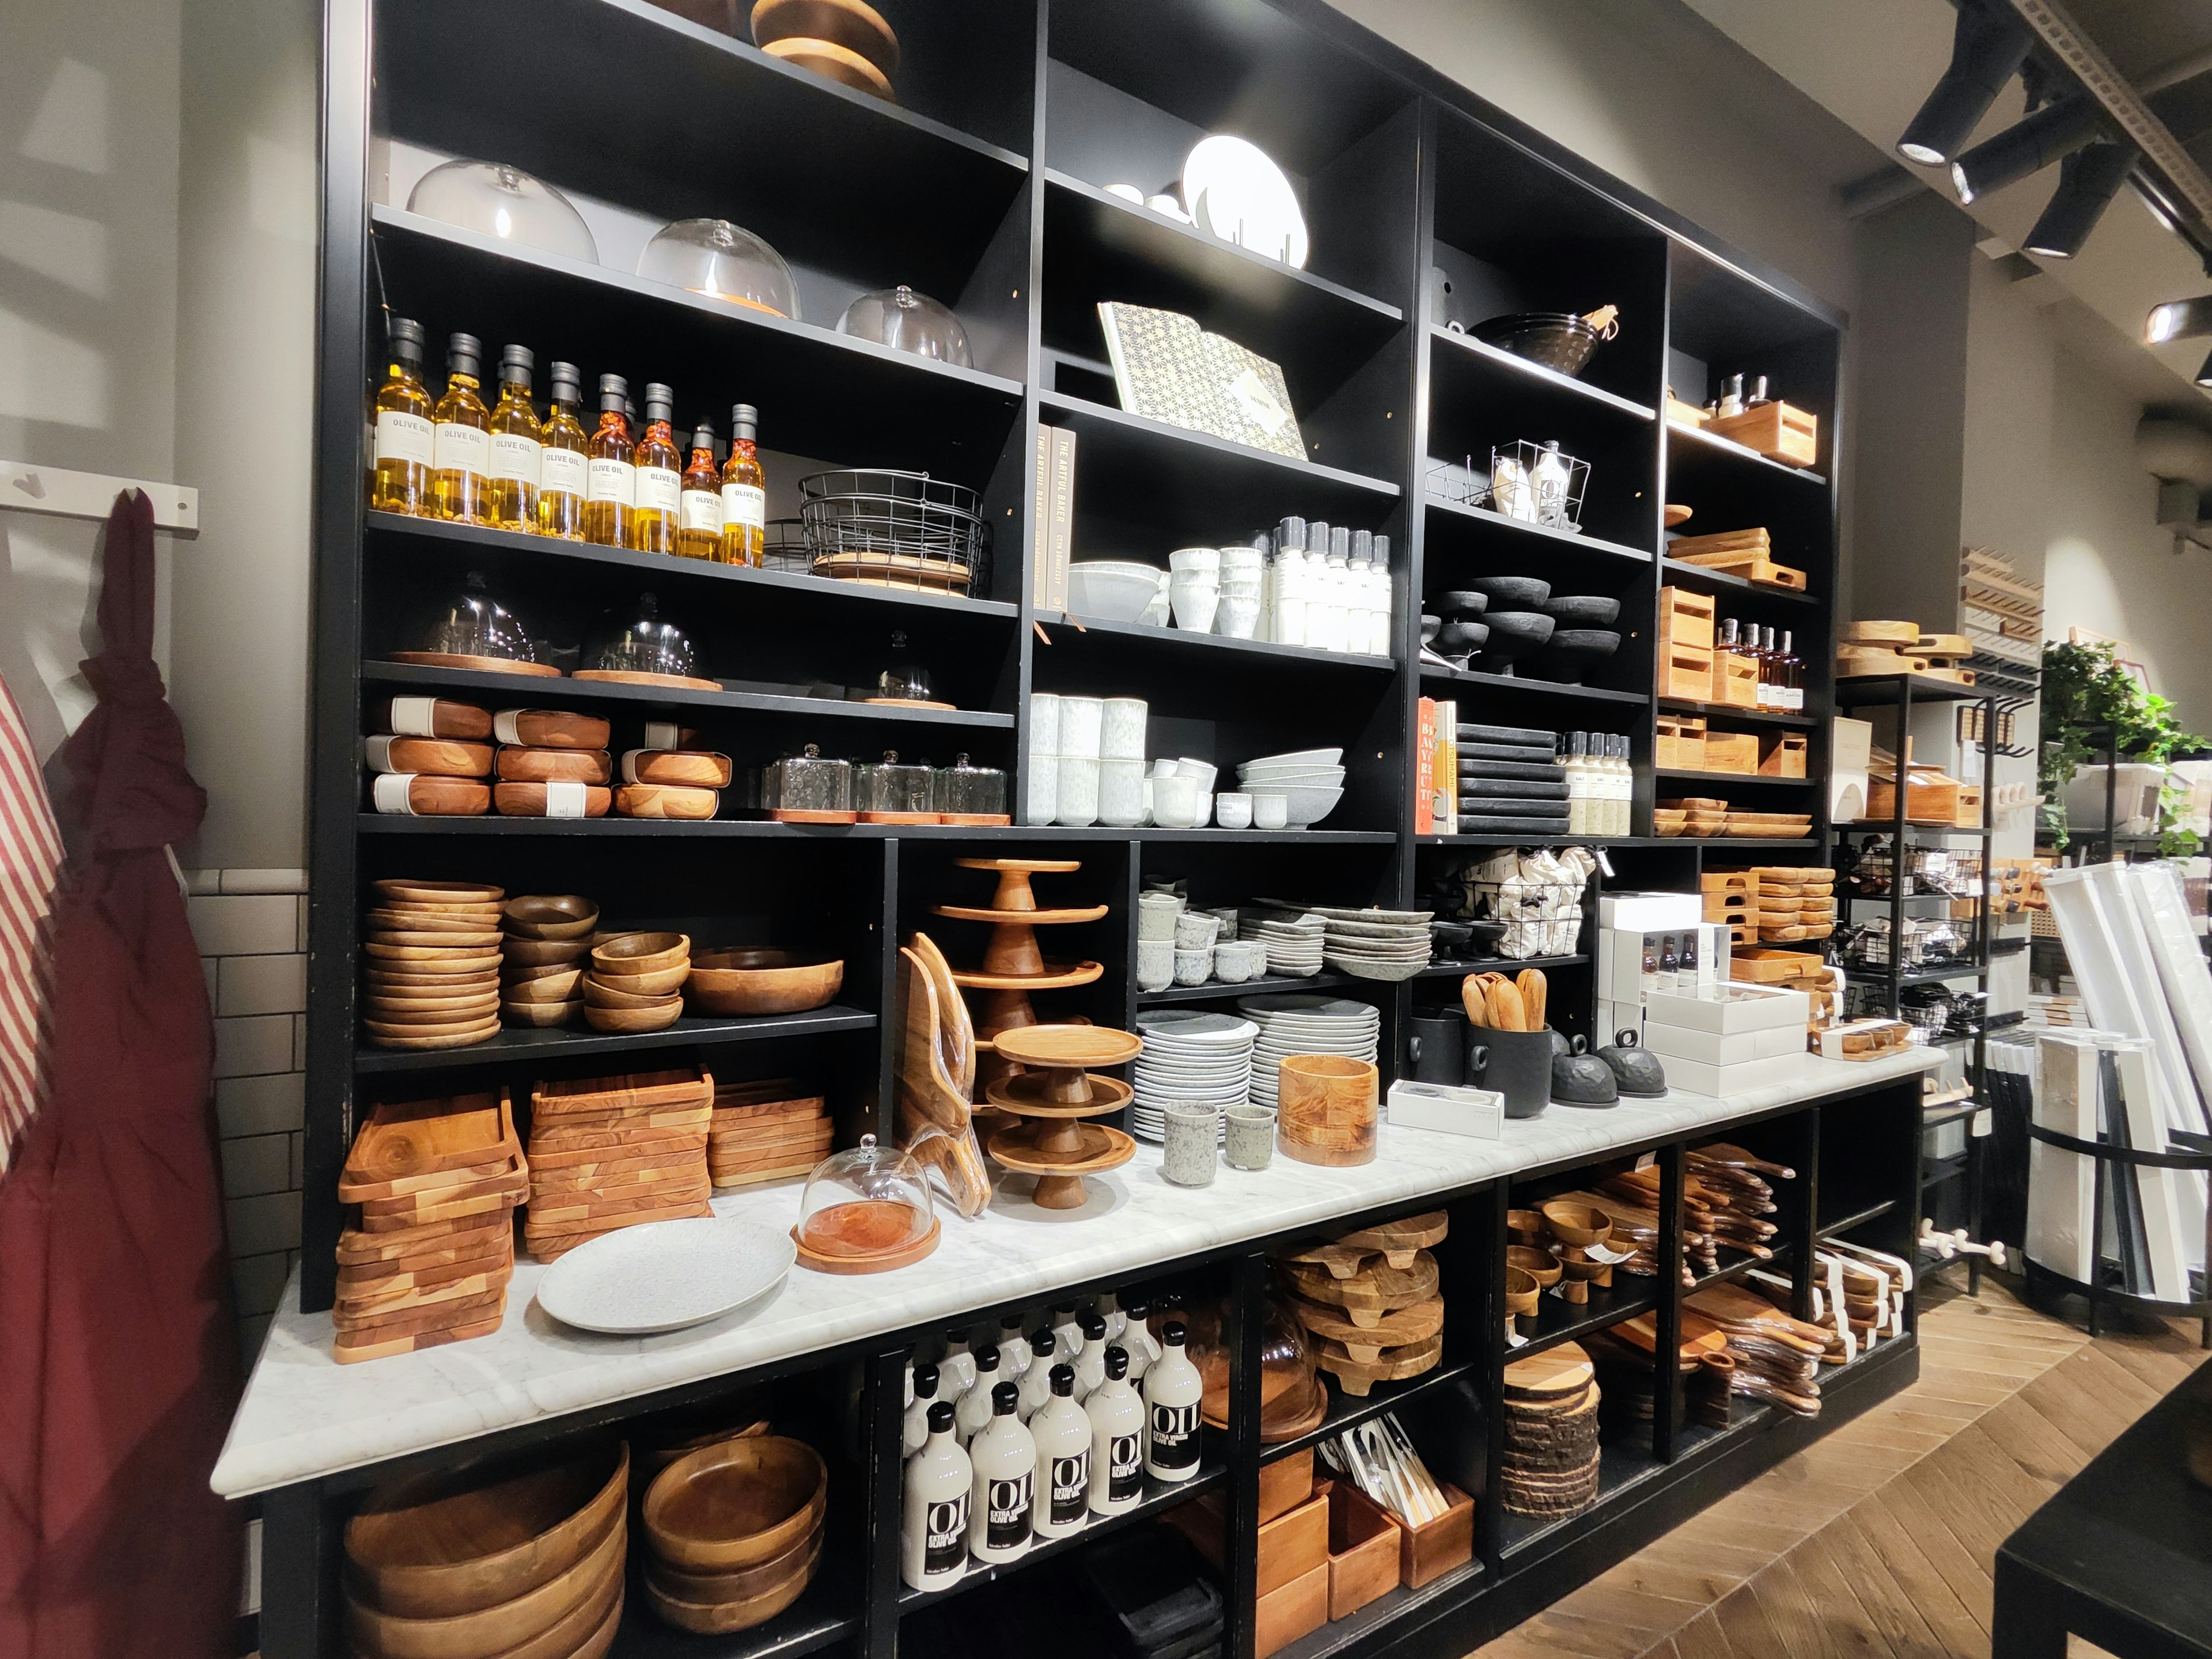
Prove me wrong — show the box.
[581,373,634,548]
[535,362,589,540]
[368,316,433,516]
[428,333,492,524]
[485,345,542,533]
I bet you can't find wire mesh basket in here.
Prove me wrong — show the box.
[1433,846,1596,959]
[1423,444,1588,532]
[798,468,991,595]
[762,517,813,574]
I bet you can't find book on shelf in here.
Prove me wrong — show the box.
[1435,699,1458,836]
[1415,698,1438,836]
[1031,423,1077,612]
[1032,424,1051,611]
[1096,302,1306,462]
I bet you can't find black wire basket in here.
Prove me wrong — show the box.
[798,468,991,596]
[762,517,813,575]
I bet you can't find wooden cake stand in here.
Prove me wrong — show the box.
[937,859,1106,1089]
[982,1024,1139,1209]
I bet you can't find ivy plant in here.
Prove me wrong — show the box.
[2037,639,2205,854]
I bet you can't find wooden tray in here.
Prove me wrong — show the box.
[572,668,722,691]
[386,652,562,677]
[1286,1294,1443,1359]
[533,1069,713,1117]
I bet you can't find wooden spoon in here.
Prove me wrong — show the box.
[1517,969,1546,1030]
[1487,980,1527,1032]
[1461,975,1488,1028]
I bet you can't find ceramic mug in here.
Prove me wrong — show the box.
[1098,758,1146,827]
[1224,1105,1275,1171]
[1137,893,1183,941]
[1058,695,1104,759]
[1025,751,1059,825]
[1214,792,1254,830]
[1252,793,1289,830]
[1173,946,1212,986]
[1100,697,1149,760]
[1206,907,1239,941]
[1212,941,1252,984]
[1153,772,1203,828]
[1055,756,1100,826]
[1175,911,1220,949]
[1135,938,1175,993]
[1170,583,1219,635]
[1161,1104,1219,1187]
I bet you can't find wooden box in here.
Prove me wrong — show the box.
[1706,400,1819,468]
[1866,774,1960,825]
[1657,586,1715,650]
[1953,784,1983,828]
[1171,1487,1329,1598]
[1714,652,1759,709]
[1702,732,1759,774]
[1256,1560,1330,1659]
[1656,713,1706,771]
[1391,1483,1475,1589]
[1324,1482,1401,1620]
[1759,732,1808,778]
[1259,1447,1316,1524]
[1661,641,1716,702]
[1664,394,1709,429]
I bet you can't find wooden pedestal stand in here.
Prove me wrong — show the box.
[936,858,1107,1093]
[982,1024,1139,1209]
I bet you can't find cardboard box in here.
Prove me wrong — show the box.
[1643,983,1810,1035]
[1642,1022,1766,1067]
[1601,892,1702,931]
[1653,1052,1805,1097]
[1386,1080,1503,1138]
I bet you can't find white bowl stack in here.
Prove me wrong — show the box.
[1310,905,1436,981]
[1169,547,1221,634]
[1067,560,1169,625]
[1237,748,1346,828]
[1243,911,1326,977]
[1238,994,1381,1109]
[1217,544,1264,639]
[1131,1010,1257,1141]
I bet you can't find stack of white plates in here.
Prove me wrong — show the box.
[1237,749,1346,828]
[1244,911,1325,977]
[1238,994,1381,1108]
[1130,1010,1257,1141]
[1309,905,1435,982]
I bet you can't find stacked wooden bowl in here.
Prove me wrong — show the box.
[1277,1211,1446,1399]
[584,933,691,1033]
[490,707,615,820]
[524,1068,715,1261]
[500,895,599,1030]
[344,1441,628,1659]
[751,0,900,101]
[641,1433,828,1634]
[362,880,505,1050]
[688,948,843,1017]
[616,743,732,820]
[1501,1342,1600,1519]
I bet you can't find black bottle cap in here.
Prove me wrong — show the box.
[1030,1330,1054,1357]
[644,382,674,423]
[1082,1313,1106,1340]
[1104,1346,1129,1380]
[1054,1302,1075,1315]
[993,1381,1020,1415]
[1000,1313,1024,1331]
[1050,1363,1075,1397]
[388,316,424,365]
[1122,1298,1147,1318]
[976,1345,998,1373]
[730,403,757,441]
[928,1400,955,1433]
[548,361,580,400]
[1164,1320,1187,1345]
[944,1328,968,1342]
[690,422,716,453]
[499,343,533,385]
[446,333,481,378]
[597,373,628,413]
[914,1362,939,1399]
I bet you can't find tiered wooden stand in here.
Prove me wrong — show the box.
[980,1024,1139,1210]
[937,858,1107,1092]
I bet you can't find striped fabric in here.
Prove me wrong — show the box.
[0,672,62,1173]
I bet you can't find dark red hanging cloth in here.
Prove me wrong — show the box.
[0,491,241,1659]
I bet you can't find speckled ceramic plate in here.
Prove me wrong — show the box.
[536,1217,796,1335]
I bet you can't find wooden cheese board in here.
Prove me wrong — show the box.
[1313,1332,1442,1396]
[1284,1293,1442,1360]
[1332,1210,1448,1267]
[1278,1253,1438,1327]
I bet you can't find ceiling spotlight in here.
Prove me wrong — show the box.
[1897,2,2035,166]
[1950,96,2097,203]
[2149,296,2212,345]
[2022,142,2137,259]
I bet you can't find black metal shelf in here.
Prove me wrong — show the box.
[1429,325,1657,422]
[1656,696,1817,728]
[1834,674,1988,707]
[1653,769,1816,787]
[1655,556,1821,608]
[361,662,1017,730]
[1664,419,1828,487]
[1418,954,1588,978]
[1510,1279,1660,1359]
[354,1006,880,1074]
[357,816,1399,844]
[1422,494,1653,566]
[1137,972,1354,1005]
[1033,612,1396,673]
[1419,663,1650,706]
[609,1566,857,1659]
[1689,1243,1787,1293]
[1260,1362,1479,1464]
[1817,1198,1897,1237]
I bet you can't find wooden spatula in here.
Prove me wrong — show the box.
[1488,979,1527,1032]
[1517,969,1546,1030]
[1461,974,1488,1027]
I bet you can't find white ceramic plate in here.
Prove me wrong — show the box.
[1184,135,1309,268]
[536,1217,796,1335]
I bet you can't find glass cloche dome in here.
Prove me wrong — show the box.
[406,160,599,263]
[838,285,971,366]
[411,571,540,665]
[794,1134,938,1268]
[637,218,800,320]
[582,591,701,680]
[1191,1293,1321,1441]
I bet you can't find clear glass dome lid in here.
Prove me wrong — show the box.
[794,1133,936,1262]
[584,591,700,678]
[406,160,599,263]
[838,286,972,367]
[855,750,931,814]
[412,571,539,663]
[638,218,800,320]
[931,753,1006,817]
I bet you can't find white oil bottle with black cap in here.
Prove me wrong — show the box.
[1119,1298,1162,1382]
[1016,1329,1058,1422]
[938,1330,977,1398]
[968,1381,1037,1564]
[953,1344,1001,1446]
[1072,1312,1109,1403]
[1051,1302,1084,1360]
[1028,1363,1092,1539]
[904,1362,941,1455]
[995,1313,1032,1382]
[1086,1345,1146,1517]
[1143,1320,1204,1482]
[903,1400,971,1590]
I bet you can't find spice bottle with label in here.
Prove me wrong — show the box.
[1029,1364,1092,1540]
[486,345,543,534]
[535,361,589,540]
[676,421,722,560]
[902,1400,971,1591]
[581,374,634,548]
[1016,1330,1058,1422]
[628,382,681,554]
[429,333,492,525]
[368,316,433,517]
[719,402,766,566]
[1087,1346,1146,1516]
[1142,1320,1203,1482]
[967,1381,1036,1565]
[953,1343,1002,1447]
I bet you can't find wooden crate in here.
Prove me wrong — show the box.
[1324,1483,1402,1620]
[1714,652,1759,708]
[1658,586,1715,650]
[1703,732,1759,774]
[1759,732,1808,778]
[1866,774,1960,825]
[1656,712,1707,770]
[1661,641,1716,702]
[1954,784,1983,828]
[1706,400,1819,468]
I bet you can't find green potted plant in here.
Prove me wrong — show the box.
[2037,640,2205,854]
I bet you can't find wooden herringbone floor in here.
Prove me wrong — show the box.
[1474,1277,2209,1659]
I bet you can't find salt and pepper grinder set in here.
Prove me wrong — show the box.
[1259,518,1395,656]
[900,1312,1204,1588]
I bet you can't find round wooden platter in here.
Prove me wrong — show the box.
[1664,503,1694,527]
[571,668,722,691]
[1278,1253,1438,1326]
[376,879,505,905]
[363,1018,501,1050]
[986,1120,1134,1209]
[386,651,563,677]
[1313,1331,1442,1396]
[1503,1340,1595,1402]
[1286,1293,1442,1361]
[792,1207,940,1275]
[861,697,956,710]
[983,1071,1135,1116]
[952,857,1084,915]
[988,1023,1141,1071]
[1334,1210,1449,1267]
[933,903,1111,927]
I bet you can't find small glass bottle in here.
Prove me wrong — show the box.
[429,332,492,524]
[1641,935,1659,986]
[1747,374,1771,408]
[1681,929,1701,983]
[628,382,681,554]
[368,316,433,516]
[486,344,542,533]
[719,402,766,566]
[676,419,722,560]
[1718,373,1747,418]
[581,373,634,547]
[536,362,589,540]
[1779,629,1803,711]
[1659,933,1681,984]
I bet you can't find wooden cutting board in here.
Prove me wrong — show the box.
[338,1091,520,1196]
[532,1069,713,1117]
[1279,1241,1376,1279]
[1334,1210,1448,1267]
[1685,1281,1835,1350]
[1285,1293,1443,1359]
[1614,1309,1730,1361]
[1313,1332,1442,1396]
[1503,1341,1594,1401]
[1278,1253,1438,1327]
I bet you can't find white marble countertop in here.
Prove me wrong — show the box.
[211,1048,1936,1497]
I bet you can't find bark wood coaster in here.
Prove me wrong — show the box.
[1278,1252,1439,1328]
[1285,1293,1443,1360]
[1313,1331,1442,1396]
[1332,1209,1448,1268]
[1502,1340,1596,1402]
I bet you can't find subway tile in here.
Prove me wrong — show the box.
[214,1014,294,1079]
[229,1250,291,1317]
[187,894,297,957]
[226,1191,301,1257]
[222,1134,293,1198]
[217,1071,304,1138]
[222,868,307,895]
[219,953,306,1017]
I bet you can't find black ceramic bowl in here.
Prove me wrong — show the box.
[1524,627,1620,684]
[1432,590,1490,618]
[1435,619,1490,655]
[1470,611,1555,672]
[1472,312,1607,378]
[1543,594,1620,627]
[1420,613,1441,646]
[1468,575,1552,611]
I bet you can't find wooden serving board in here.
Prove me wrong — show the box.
[1279,1241,1375,1279]
[1279,1253,1438,1326]
[533,1069,713,1116]
[571,668,722,691]
[385,652,562,677]
[1672,550,1807,590]
[340,1091,518,1190]
[334,1312,504,1363]
[1313,1332,1442,1396]
[1615,1309,1730,1361]
[1286,1294,1442,1361]
[1502,1341,1594,1402]
[1686,1282,1835,1350]
[1333,1210,1448,1266]
[330,1286,503,1336]
[336,1241,511,1295]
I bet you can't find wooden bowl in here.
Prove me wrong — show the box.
[503,896,599,941]
[501,937,592,968]
[344,1512,626,1657]
[1506,1208,1546,1245]
[592,933,690,976]
[364,986,503,1013]
[645,1520,821,1608]
[1541,1201,1610,1247]
[501,969,583,1003]
[370,929,505,950]
[1504,1266,1540,1319]
[381,696,494,742]
[590,963,692,998]
[1506,1245,1562,1287]
[643,1435,827,1574]
[613,783,719,820]
[365,942,502,966]
[363,1014,502,1042]
[369,909,502,935]
[583,978,683,1010]
[642,1560,812,1635]
[497,747,612,785]
[622,750,733,788]
[760,35,893,99]
[495,709,610,751]
[503,958,588,986]
[584,1001,683,1035]
[752,0,899,74]
[344,1442,627,1619]
[687,949,843,1016]
[493,782,611,818]
[366,737,495,778]
[1559,1256,1612,1282]
[376,880,505,907]
[366,1000,502,1027]
[503,1000,581,1028]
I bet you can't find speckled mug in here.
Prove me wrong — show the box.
[1161,1104,1220,1187]
[1224,1105,1275,1171]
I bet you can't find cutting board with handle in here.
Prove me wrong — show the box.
[1615,1308,1730,1362]
[1334,1210,1448,1267]
[1684,1281,1832,1353]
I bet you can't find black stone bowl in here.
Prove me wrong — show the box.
[1469,575,1552,611]
[1543,594,1621,627]
[1468,610,1555,674]
[1420,613,1441,646]
[1472,312,1607,378]
[1435,619,1490,656]
[1524,627,1620,684]
[1431,590,1491,618]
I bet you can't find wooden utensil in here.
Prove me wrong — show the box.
[1486,980,1526,1032]
[1461,975,1487,1027]
[1516,969,1546,1030]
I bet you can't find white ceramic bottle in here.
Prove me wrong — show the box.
[1051,1302,1084,1359]
[1086,1346,1147,1516]
[1119,1300,1161,1382]
[954,1344,1001,1446]
[1028,1364,1093,1539]
[1143,1320,1205,1482]
[968,1381,1037,1565]
[904,1362,941,1456]
[902,1400,972,1590]
[1098,1291,1127,1342]
[1016,1329,1058,1422]
[994,1313,1032,1381]
[1072,1313,1109,1403]
[938,1330,978,1399]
